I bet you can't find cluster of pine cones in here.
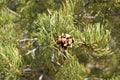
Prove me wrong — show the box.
[55,33,74,51]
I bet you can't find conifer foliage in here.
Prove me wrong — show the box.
[0,0,120,80]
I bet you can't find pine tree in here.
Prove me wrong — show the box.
[0,0,120,80]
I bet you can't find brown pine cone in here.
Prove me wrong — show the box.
[55,33,74,51]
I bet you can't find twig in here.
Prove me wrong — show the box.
[25,45,40,59]
[83,11,100,19]
[39,73,51,80]
[51,53,62,66]
[6,7,21,17]
[39,74,44,80]
[25,45,39,55]
[17,38,38,42]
